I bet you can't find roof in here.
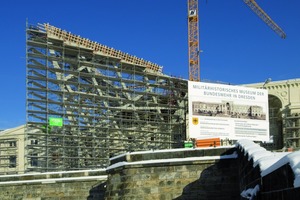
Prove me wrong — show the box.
[0,125,25,137]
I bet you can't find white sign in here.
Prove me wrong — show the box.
[188,81,270,142]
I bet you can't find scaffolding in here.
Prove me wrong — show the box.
[283,113,300,150]
[26,23,188,172]
[0,138,18,171]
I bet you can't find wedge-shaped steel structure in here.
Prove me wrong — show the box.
[26,23,188,172]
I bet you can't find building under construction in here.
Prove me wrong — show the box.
[24,22,300,173]
[26,23,188,172]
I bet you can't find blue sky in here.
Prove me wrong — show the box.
[0,0,299,129]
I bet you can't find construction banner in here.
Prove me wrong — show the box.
[188,81,270,142]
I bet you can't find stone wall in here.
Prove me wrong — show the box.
[0,181,106,200]
[0,169,107,200]
[105,147,240,200]
[3,143,298,200]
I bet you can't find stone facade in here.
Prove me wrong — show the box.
[0,125,25,174]
[0,169,107,200]
[245,79,300,150]
[244,79,300,112]
[0,144,299,199]
[0,181,106,200]
[105,147,240,200]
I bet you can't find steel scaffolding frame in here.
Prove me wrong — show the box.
[0,138,18,170]
[26,23,188,172]
[284,113,300,150]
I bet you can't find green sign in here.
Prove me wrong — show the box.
[184,141,193,148]
[49,117,63,127]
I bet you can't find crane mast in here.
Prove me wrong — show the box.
[243,0,286,39]
[188,0,200,82]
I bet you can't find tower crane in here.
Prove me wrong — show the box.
[243,0,286,39]
[188,0,200,82]
[187,0,286,82]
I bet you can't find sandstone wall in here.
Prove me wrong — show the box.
[0,169,107,200]
[105,148,240,200]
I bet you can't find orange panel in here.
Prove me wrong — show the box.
[196,138,221,147]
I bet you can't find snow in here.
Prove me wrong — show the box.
[255,152,289,172]
[110,139,300,189]
[250,150,272,167]
[295,176,300,188]
[242,144,261,156]
[0,175,108,185]
[107,152,238,171]
[236,139,300,188]
[262,151,300,188]
[0,168,106,178]
[110,145,234,161]
[240,184,260,200]
[245,146,268,161]
[237,139,259,152]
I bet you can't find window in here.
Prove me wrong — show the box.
[31,140,38,145]
[9,156,16,168]
[128,136,134,143]
[30,154,38,167]
[9,141,16,147]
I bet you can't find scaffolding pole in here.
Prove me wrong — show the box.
[26,23,188,172]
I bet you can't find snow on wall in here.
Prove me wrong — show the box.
[107,152,238,171]
[240,184,260,200]
[109,146,234,161]
[236,139,300,188]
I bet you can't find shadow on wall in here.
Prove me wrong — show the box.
[87,182,106,200]
[174,150,240,200]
